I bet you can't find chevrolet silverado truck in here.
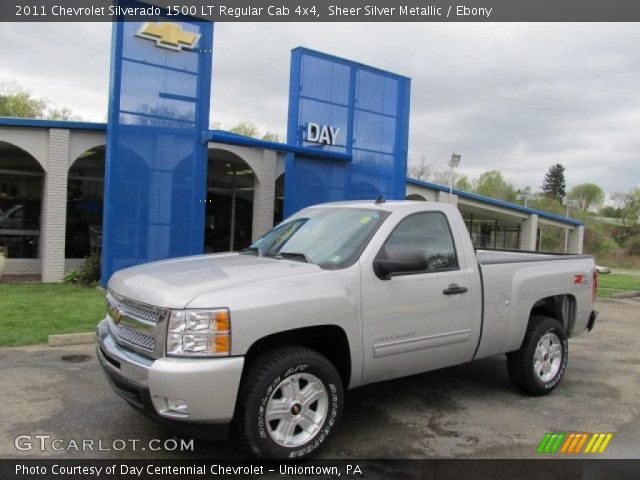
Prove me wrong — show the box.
[97,200,598,458]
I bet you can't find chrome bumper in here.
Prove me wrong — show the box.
[96,318,244,424]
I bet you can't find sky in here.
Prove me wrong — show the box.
[1,22,639,195]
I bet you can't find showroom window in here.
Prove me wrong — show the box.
[0,142,43,259]
[66,146,105,258]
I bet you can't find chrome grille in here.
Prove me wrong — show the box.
[110,295,161,323]
[106,290,167,358]
[115,324,156,351]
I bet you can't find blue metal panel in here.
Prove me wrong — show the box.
[101,1,213,285]
[284,48,411,217]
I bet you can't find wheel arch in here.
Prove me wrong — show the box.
[242,325,352,388]
[528,294,577,336]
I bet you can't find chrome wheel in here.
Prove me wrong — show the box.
[533,332,563,382]
[265,373,329,448]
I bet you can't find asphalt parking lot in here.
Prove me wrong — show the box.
[1,297,639,459]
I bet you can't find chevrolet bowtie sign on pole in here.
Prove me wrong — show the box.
[100,1,214,285]
[136,22,201,51]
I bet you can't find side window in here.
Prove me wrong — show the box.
[382,212,459,271]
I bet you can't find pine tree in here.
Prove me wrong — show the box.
[541,164,566,199]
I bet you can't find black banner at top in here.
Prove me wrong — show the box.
[3,0,640,22]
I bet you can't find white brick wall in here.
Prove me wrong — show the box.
[41,129,70,282]
[519,214,538,251]
[436,191,458,205]
[3,259,42,275]
[251,149,277,242]
[568,225,584,254]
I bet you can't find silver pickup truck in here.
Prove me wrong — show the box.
[97,200,598,458]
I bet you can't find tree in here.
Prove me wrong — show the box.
[408,157,432,181]
[261,131,283,143]
[599,205,621,219]
[0,80,79,120]
[541,163,566,200]
[431,170,452,186]
[229,121,259,138]
[473,170,516,201]
[455,175,472,191]
[611,188,640,227]
[568,183,605,211]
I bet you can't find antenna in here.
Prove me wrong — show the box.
[374,195,385,204]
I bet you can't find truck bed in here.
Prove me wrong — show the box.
[476,248,593,265]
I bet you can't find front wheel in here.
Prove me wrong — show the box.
[507,316,568,395]
[235,346,343,459]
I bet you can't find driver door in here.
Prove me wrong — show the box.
[361,211,479,384]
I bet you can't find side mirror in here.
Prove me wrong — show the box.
[374,248,427,280]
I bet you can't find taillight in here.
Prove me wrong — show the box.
[592,269,598,301]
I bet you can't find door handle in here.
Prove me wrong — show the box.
[443,284,468,295]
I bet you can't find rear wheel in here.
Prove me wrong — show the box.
[235,346,343,459]
[507,316,568,395]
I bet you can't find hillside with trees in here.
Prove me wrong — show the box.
[409,159,640,267]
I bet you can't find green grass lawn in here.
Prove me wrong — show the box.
[0,272,636,346]
[597,272,640,298]
[0,284,105,347]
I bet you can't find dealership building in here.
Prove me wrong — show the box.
[0,17,584,283]
[0,117,584,282]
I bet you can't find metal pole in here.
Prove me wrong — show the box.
[449,163,454,202]
[229,167,237,252]
[564,205,569,253]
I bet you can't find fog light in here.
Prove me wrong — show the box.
[168,398,189,415]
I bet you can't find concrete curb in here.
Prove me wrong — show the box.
[48,333,96,347]
[610,291,640,299]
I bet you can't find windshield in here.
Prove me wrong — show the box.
[245,207,388,268]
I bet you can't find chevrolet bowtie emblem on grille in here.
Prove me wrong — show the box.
[136,22,200,51]
[110,306,122,324]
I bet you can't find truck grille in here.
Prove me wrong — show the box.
[109,295,161,324]
[106,291,167,358]
[114,324,156,351]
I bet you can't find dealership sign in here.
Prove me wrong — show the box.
[285,47,411,217]
[100,2,214,286]
[306,122,340,145]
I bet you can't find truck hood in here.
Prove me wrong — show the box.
[107,252,321,309]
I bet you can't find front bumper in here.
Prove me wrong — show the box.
[96,319,244,437]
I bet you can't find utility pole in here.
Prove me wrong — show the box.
[448,153,461,203]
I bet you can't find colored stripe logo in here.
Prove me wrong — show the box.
[537,432,613,454]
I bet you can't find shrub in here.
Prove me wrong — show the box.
[63,270,80,284]
[625,235,640,256]
[583,224,621,255]
[77,250,101,286]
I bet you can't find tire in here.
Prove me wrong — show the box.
[235,346,343,459]
[506,316,568,395]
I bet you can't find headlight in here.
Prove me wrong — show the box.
[166,308,230,357]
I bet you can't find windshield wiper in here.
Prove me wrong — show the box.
[276,252,312,263]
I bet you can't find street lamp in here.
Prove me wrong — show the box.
[516,193,534,208]
[561,197,578,253]
[448,153,461,203]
